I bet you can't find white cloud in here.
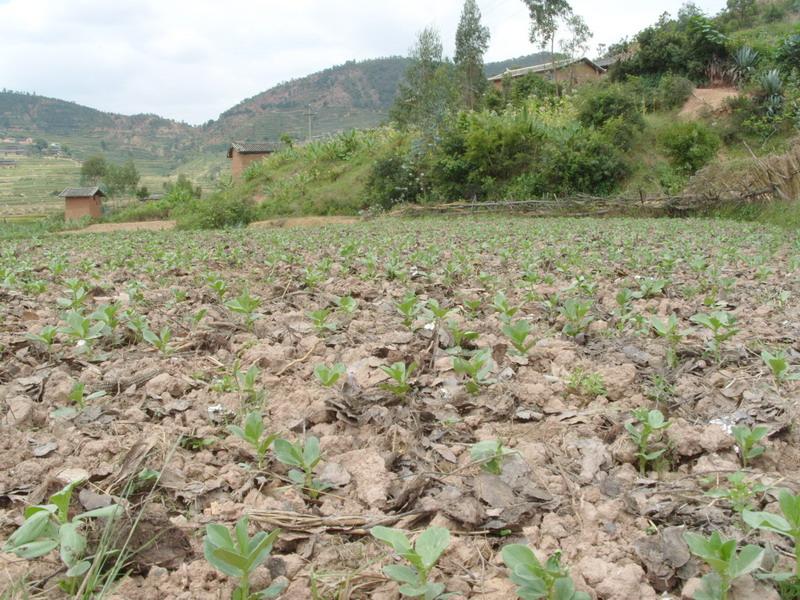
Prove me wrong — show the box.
[0,0,728,124]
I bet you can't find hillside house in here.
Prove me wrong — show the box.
[488,57,606,90]
[60,186,105,220]
[227,142,280,179]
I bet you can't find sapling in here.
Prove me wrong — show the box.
[470,440,514,475]
[370,526,451,599]
[761,350,800,384]
[501,319,535,355]
[228,412,277,469]
[3,480,121,594]
[744,489,800,577]
[625,408,671,476]
[273,437,329,499]
[314,363,346,388]
[203,516,286,600]
[501,545,590,600]
[683,531,764,600]
[732,424,769,468]
[452,348,494,394]
[380,362,417,398]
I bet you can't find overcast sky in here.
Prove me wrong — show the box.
[0,0,727,125]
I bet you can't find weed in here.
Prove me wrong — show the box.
[650,314,689,368]
[705,471,768,516]
[470,440,514,475]
[566,368,607,399]
[336,295,359,314]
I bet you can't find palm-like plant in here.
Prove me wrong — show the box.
[728,46,759,86]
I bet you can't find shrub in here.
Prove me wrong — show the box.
[578,84,645,130]
[659,121,721,173]
[657,74,695,109]
[173,191,256,230]
[366,141,425,209]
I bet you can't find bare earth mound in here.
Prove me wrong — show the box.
[679,87,739,119]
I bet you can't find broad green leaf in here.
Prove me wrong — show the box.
[10,539,60,559]
[247,528,280,572]
[273,439,303,467]
[416,527,450,570]
[778,490,800,528]
[205,523,235,551]
[383,564,420,585]
[256,577,289,599]
[59,522,86,567]
[303,437,321,468]
[730,545,764,578]
[65,559,91,578]
[371,526,412,555]
[743,510,791,535]
[234,516,250,554]
[74,505,122,521]
[502,544,541,572]
[5,510,52,548]
[212,547,249,574]
[553,577,576,600]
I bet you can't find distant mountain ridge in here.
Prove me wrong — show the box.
[0,52,554,171]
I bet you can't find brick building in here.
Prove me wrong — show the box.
[227,142,280,179]
[60,186,105,220]
[488,57,607,90]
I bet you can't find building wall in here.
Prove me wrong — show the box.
[65,196,102,220]
[230,150,270,179]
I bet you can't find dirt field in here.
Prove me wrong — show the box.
[62,216,360,235]
[1,216,799,599]
[679,87,740,119]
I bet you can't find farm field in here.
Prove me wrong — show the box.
[1,216,799,599]
[0,157,81,217]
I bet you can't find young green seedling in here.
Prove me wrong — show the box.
[560,299,594,338]
[650,314,689,368]
[705,472,768,516]
[744,489,800,577]
[143,326,173,355]
[461,297,482,319]
[273,437,329,499]
[639,278,668,299]
[380,362,417,398]
[208,277,228,301]
[203,516,286,600]
[566,369,607,399]
[314,363,346,388]
[453,348,495,394]
[68,382,106,410]
[445,321,479,355]
[424,299,453,324]
[683,531,764,600]
[625,408,671,476]
[501,545,590,600]
[370,526,451,599]
[491,291,519,322]
[690,311,739,362]
[470,440,514,475]
[235,364,266,407]
[57,279,90,310]
[60,311,105,354]
[26,325,58,353]
[228,412,277,469]
[225,290,262,329]
[501,319,535,355]
[396,292,421,329]
[761,350,800,385]
[732,425,769,468]
[308,308,337,334]
[3,480,121,595]
[336,295,359,315]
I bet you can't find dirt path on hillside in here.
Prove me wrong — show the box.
[679,87,739,118]
[62,215,360,234]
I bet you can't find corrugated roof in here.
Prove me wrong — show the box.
[227,141,281,157]
[487,57,606,82]
[59,186,105,198]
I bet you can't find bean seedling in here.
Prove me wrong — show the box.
[470,440,514,475]
[761,350,800,385]
[453,348,494,394]
[370,525,451,599]
[203,516,286,600]
[273,436,329,499]
[625,408,671,476]
[501,319,535,355]
[683,531,764,600]
[501,545,590,600]
[314,363,346,388]
[228,411,277,469]
[744,489,800,578]
[225,289,262,329]
[380,361,417,398]
[690,311,738,362]
[732,424,769,468]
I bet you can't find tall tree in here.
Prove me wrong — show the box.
[559,14,593,90]
[390,27,457,129]
[80,156,107,185]
[455,0,491,110]
[521,0,573,90]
